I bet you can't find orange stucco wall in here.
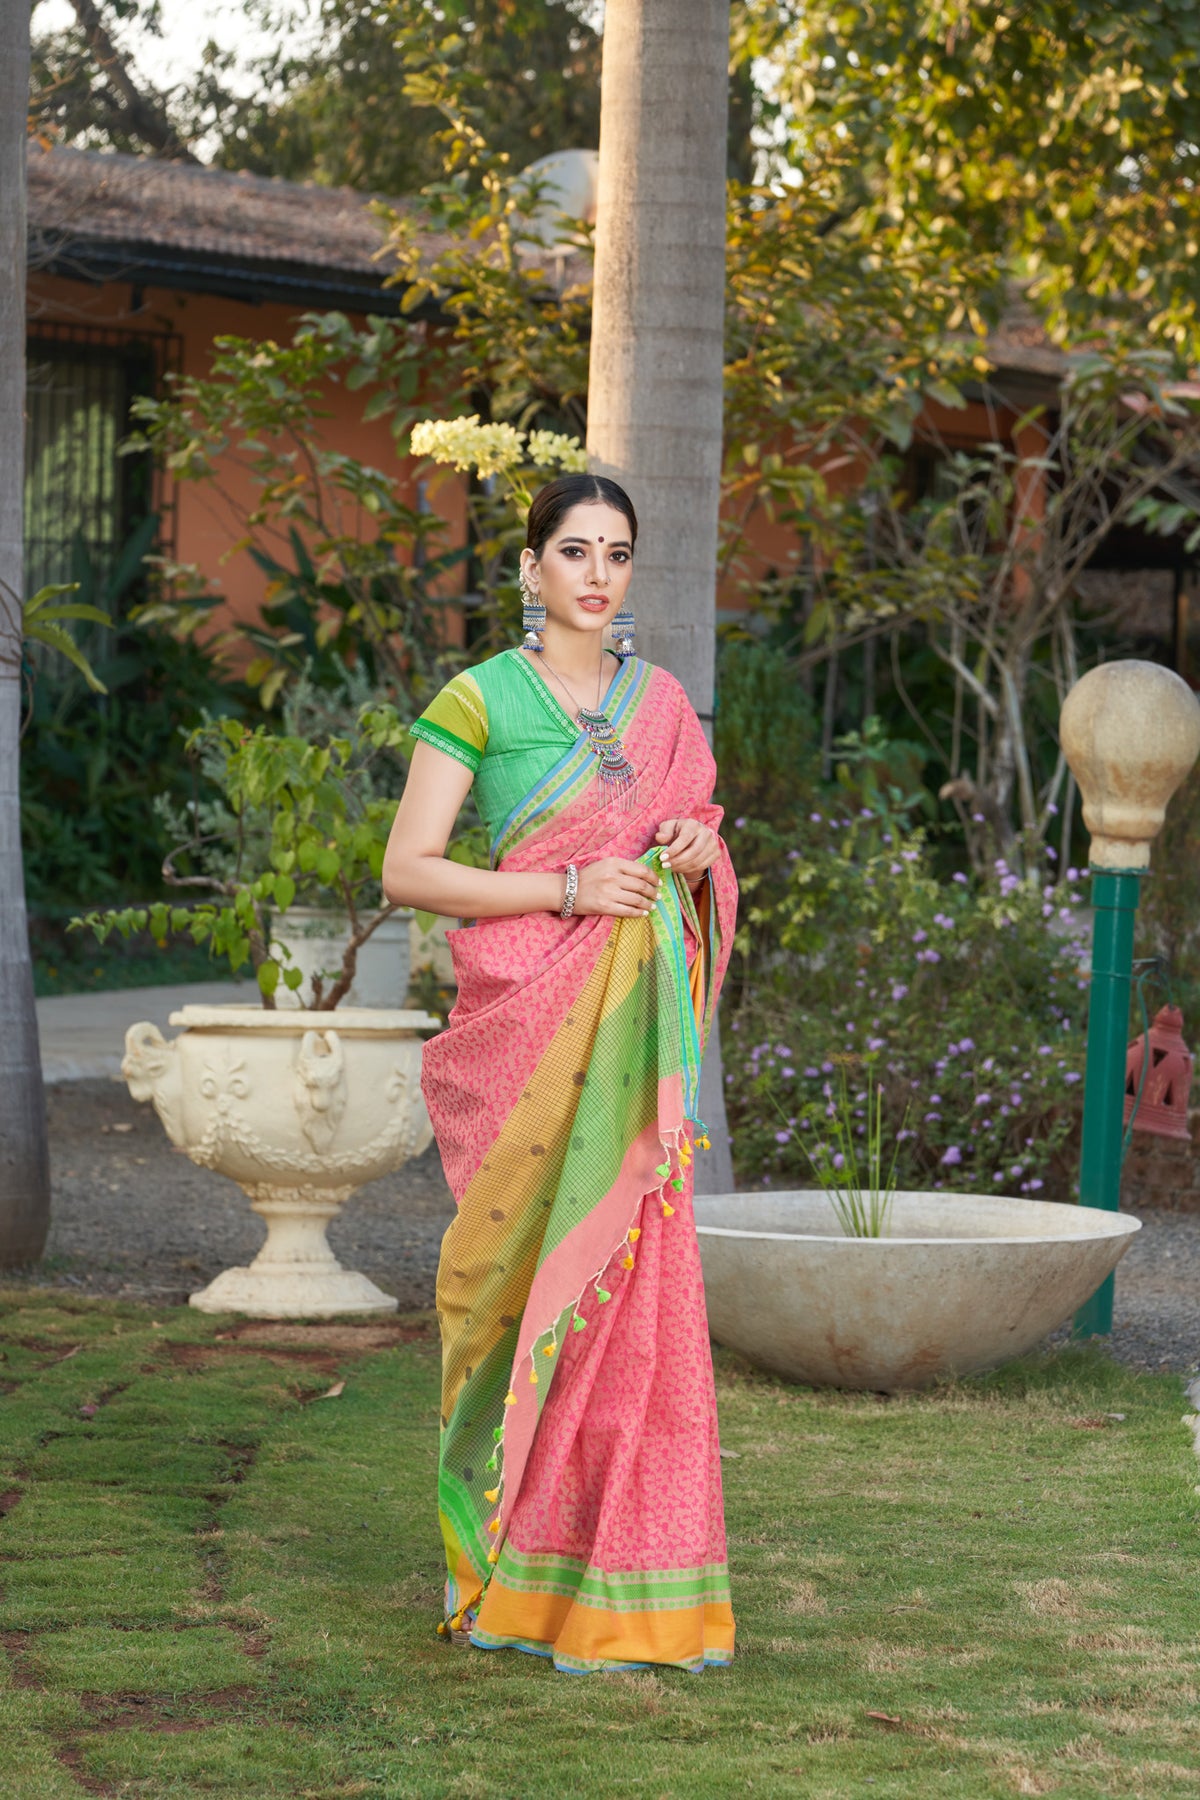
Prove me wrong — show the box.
[27,270,469,650]
[28,270,1037,640]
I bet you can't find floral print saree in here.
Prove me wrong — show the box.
[413,649,738,1674]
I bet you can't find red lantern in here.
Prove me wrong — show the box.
[1124,1005,1194,1141]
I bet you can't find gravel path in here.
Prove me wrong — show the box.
[6,1080,1197,1378]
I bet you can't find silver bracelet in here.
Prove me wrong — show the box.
[560,862,579,919]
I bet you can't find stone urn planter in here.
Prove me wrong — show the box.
[695,1190,1141,1391]
[269,906,413,1009]
[122,1004,438,1319]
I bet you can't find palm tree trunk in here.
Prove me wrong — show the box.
[0,4,51,1265]
[587,0,734,1194]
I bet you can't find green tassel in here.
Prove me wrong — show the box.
[486,1453,498,1471]
[671,1177,684,1191]
[572,1315,587,1332]
[654,1161,671,1178]
[493,1426,504,1442]
[596,1287,611,1304]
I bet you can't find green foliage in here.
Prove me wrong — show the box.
[72,705,416,1006]
[724,817,1088,1200]
[20,637,253,910]
[125,319,464,707]
[750,0,1200,359]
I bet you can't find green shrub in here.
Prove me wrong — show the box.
[724,814,1088,1201]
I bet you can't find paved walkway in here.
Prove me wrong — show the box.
[36,981,251,1082]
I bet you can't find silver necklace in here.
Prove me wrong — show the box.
[530,648,637,805]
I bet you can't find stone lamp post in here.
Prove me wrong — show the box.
[1060,660,1200,1336]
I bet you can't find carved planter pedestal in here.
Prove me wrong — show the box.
[121,1004,439,1318]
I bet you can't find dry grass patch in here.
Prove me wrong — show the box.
[783,1578,828,1616]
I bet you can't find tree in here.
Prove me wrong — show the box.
[0,0,51,1264]
[750,0,1200,358]
[587,0,734,1192]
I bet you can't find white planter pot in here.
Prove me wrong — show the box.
[121,1003,438,1319]
[695,1190,1141,1392]
[269,907,412,1010]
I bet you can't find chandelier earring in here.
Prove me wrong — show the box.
[519,566,545,653]
[611,600,636,658]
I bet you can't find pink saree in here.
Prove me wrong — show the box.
[420,655,738,1673]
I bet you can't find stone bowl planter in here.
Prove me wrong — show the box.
[694,1190,1141,1391]
[269,906,413,1009]
[122,1003,438,1319]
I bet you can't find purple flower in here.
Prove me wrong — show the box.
[734,815,747,828]
[924,1111,941,1123]
[867,1036,885,1051]
[917,948,941,964]
[930,1094,942,1105]
[1045,845,1057,860]
[1037,1046,1052,1056]
[958,1038,975,1053]
[804,1066,819,1078]
[1064,1071,1081,1084]
[891,983,909,1001]
[782,1066,795,1078]
[912,928,928,944]
[1046,802,1059,816]
[810,812,823,823]
[821,1061,834,1074]
[952,871,968,885]
[775,1130,791,1144]
[975,1093,991,1107]
[1029,1177,1044,1191]
[832,1152,845,1170]
[890,862,903,874]
[972,811,985,823]
[941,1146,963,1166]
[845,1021,856,1033]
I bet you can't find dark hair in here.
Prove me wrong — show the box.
[524,474,638,557]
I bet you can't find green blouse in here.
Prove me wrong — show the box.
[409,647,626,843]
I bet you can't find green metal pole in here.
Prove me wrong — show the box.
[1072,868,1142,1338]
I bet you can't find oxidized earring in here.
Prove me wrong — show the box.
[611,602,636,658]
[519,568,545,653]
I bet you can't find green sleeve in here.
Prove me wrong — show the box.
[410,671,488,775]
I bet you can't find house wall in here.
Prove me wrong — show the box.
[26,271,469,652]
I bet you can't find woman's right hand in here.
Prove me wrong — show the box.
[572,858,662,917]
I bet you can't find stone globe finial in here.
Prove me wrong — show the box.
[1060,660,1200,869]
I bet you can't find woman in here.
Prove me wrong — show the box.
[382,473,738,1675]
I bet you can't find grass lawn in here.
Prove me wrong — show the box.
[1,1292,1198,1800]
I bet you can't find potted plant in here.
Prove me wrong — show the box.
[71,702,473,1319]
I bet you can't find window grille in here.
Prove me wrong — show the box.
[23,322,181,605]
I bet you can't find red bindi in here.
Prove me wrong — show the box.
[598,535,604,543]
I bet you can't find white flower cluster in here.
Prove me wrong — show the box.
[525,430,589,473]
[410,416,588,478]
[410,416,524,476]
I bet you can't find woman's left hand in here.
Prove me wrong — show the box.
[654,818,720,885]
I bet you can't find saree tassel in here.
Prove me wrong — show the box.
[671,1177,685,1192]
[529,1367,539,1384]
[596,1286,612,1304]
[621,1253,634,1270]
[504,1391,517,1407]
[487,1548,500,1564]
[542,1341,556,1356]
[488,1518,501,1535]
[662,1201,675,1218]
[485,1453,498,1472]
[572,1314,587,1331]
[628,1227,641,1241]
[484,1487,500,1504]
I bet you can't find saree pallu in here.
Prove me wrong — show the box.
[421,658,738,1674]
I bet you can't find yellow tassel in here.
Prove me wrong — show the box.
[504,1391,517,1406]
[662,1201,675,1218]
[629,1228,641,1241]
[437,1621,448,1636]
[542,1343,556,1356]
[698,1134,711,1150]
[529,1368,538,1384]
[487,1548,499,1564]
[621,1254,634,1270]
[488,1518,500,1534]
[484,1487,499,1503]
